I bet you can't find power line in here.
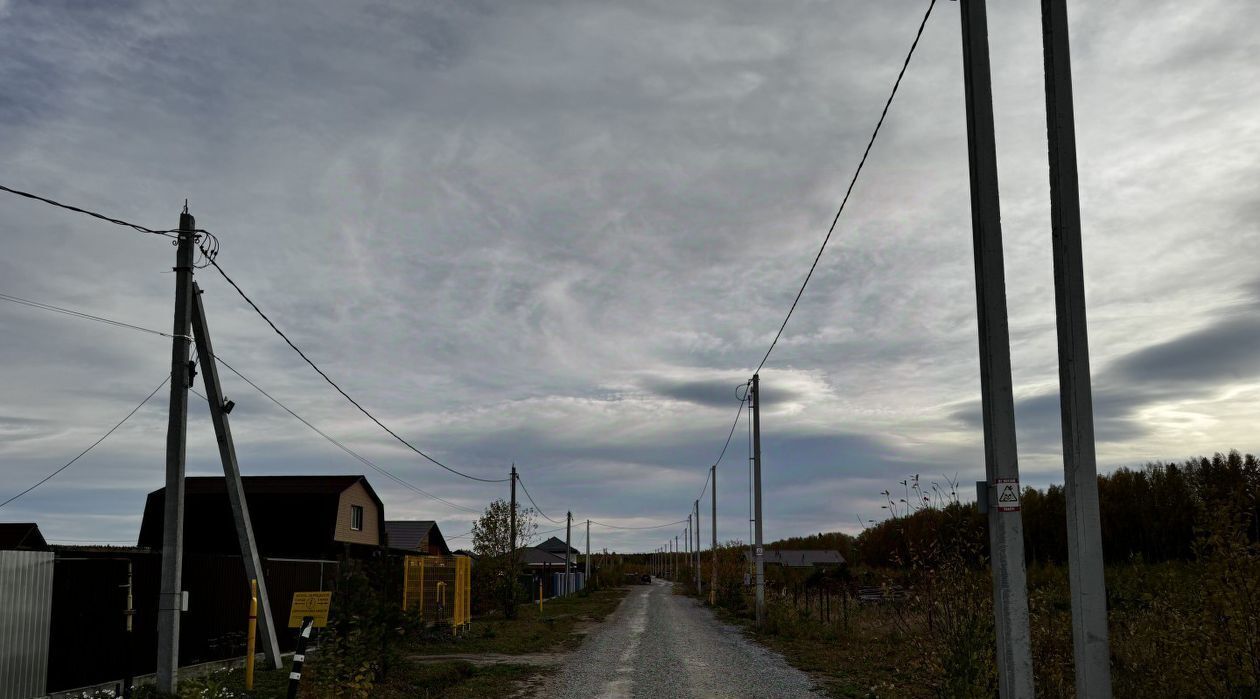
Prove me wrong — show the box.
[589,518,688,531]
[211,355,482,514]
[0,183,501,485]
[515,475,565,524]
[0,289,485,512]
[200,255,508,484]
[753,0,938,375]
[0,292,190,341]
[0,184,184,239]
[0,374,170,509]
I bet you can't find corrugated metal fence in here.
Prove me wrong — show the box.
[0,551,54,699]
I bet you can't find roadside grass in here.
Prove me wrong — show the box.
[120,589,624,698]
[123,657,549,699]
[711,602,929,698]
[410,587,628,655]
[704,560,1259,698]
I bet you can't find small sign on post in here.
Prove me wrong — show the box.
[996,478,1021,512]
[288,591,332,628]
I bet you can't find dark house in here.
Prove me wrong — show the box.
[138,475,385,559]
[746,549,846,568]
[384,520,452,555]
[535,535,579,557]
[0,522,49,550]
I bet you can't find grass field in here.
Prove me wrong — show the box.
[709,559,1259,698]
[112,587,628,698]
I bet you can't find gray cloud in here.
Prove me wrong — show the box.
[2,0,1260,548]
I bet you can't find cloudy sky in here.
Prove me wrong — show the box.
[1,0,1257,552]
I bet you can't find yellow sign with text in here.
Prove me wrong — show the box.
[288,591,332,628]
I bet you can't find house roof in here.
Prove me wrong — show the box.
[519,547,568,566]
[384,520,451,555]
[746,549,846,567]
[139,475,387,554]
[535,536,579,555]
[0,522,48,551]
[175,475,370,497]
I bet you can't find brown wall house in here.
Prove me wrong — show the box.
[137,475,386,559]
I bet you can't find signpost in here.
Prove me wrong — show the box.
[288,591,332,629]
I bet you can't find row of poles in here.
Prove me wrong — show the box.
[148,2,1103,697]
[506,467,592,602]
[641,2,1109,697]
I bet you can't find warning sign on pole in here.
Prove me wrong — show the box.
[996,478,1021,512]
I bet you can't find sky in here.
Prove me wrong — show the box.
[1,0,1258,552]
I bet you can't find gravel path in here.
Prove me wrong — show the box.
[546,580,824,698]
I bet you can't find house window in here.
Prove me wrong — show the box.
[351,505,364,531]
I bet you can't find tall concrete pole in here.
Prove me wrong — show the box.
[509,465,517,613]
[694,499,702,593]
[710,464,717,604]
[157,207,196,693]
[564,511,572,596]
[189,283,282,668]
[585,519,591,583]
[751,373,765,626]
[686,514,692,581]
[1041,1,1111,693]
[958,1,1035,695]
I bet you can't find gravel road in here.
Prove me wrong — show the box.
[546,580,825,698]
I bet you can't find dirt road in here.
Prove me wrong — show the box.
[546,580,824,698]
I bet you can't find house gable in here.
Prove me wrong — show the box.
[334,480,381,546]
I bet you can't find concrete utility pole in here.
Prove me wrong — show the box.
[751,373,765,626]
[157,207,195,693]
[189,283,282,669]
[710,464,717,604]
[674,535,679,582]
[694,499,702,593]
[957,1,1035,695]
[585,519,591,583]
[564,511,572,596]
[686,515,692,581]
[1041,1,1111,693]
[509,465,517,611]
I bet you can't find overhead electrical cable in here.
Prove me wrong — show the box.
[199,255,509,484]
[0,289,482,512]
[753,0,938,375]
[0,184,184,239]
[0,374,170,509]
[0,184,504,485]
[0,292,190,340]
[590,518,688,531]
[515,475,565,525]
[211,355,481,514]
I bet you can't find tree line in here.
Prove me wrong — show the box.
[845,451,1259,569]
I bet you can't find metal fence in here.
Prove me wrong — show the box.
[44,552,338,693]
[0,551,54,699]
[401,555,471,631]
